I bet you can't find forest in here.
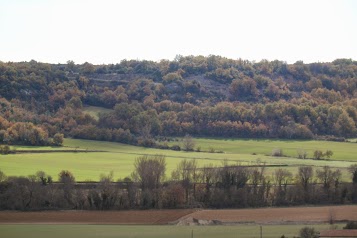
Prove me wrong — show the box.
[0,56,357,146]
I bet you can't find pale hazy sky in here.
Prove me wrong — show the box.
[0,0,356,64]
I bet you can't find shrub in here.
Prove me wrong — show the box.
[52,133,64,146]
[297,149,308,159]
[0,145,11,154]
[344,221,357,229]
[272,148,283,157]
[299,227,319,238]
[171,145,181,151]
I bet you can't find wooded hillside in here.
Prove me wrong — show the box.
[1,56,357,145]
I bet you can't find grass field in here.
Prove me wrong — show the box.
[0,138,356,181]
[165,137,357,162]
[83,106,113,120]
[0,224,343,238]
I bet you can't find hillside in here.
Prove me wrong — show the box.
[0,56,357,146]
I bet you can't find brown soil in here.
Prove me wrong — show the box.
[1,206,356,225]
[179,205,357,225]
[0,209,195,225]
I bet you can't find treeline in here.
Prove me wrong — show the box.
[1,57,357,146]
[1,155,357,210]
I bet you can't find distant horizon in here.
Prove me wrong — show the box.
[1,55,356,65]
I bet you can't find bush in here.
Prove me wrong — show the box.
[272,148,283,157]
[137,138,156,147]
[344,221,357,229]
[297,149,308,159]
[52,133,64,146]
[171,145,181,151]
[313,150,334,160]
[0,145,11,154]
[208,146,215,153]
[299,227,319,238]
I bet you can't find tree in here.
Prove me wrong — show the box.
[131,155,166,208]
[58,170,75,184]
[316,166,341,195]
[182,134,195,151]
[313,150,333,160]
[296,166,314,202]
[273,168,292,205]
[4,122,49,146]
[297,149,308,159]
[0,170,6,182]
[36,171,52,185]
[229,76,258,101]
[313,150,324,160]
[58,170,75,207]
[97,171,118,210]
[272,148,283,157]
[0,145,11,154]
[132,155,166,190]
[349,164,357,184]
[162,72,183,84]
[171,159,198,204]
[325,150,333,159]
[299,227,319,238]
[344,221,357,229]
[334,111,356,136]
[52,133,64,146]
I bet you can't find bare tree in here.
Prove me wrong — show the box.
[296,166,314,202]
[272,148,283,157]
[182,134,196,151]
[297,149,308,159]
[297,166,313,190]
[348,164,357,184]
[316,166,341,194]
[58,170,75,207]
[97,171,118,209]
[274,168,293,205]
[132,154,166,190]
[171,159,198,204]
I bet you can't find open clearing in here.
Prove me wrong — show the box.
[83,105,113,120]
[0,138,356,181]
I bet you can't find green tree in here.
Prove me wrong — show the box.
[299,227,319,238]
[53,133,64,146]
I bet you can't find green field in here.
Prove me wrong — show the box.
[165,137,357,161]
[83,106,113,120]
[0,224,342,238]
[0,138,356,181]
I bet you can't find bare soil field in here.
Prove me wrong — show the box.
[179,205,357,225]
[1,206,356,225]
[0,209,195,225]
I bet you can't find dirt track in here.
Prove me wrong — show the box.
[180,205,357,224]
[0,205,356,225]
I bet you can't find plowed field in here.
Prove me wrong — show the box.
[0,210,195,225]
[1,205,356,225]
[180,205,357,224]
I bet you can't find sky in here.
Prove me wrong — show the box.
[0,0,356,64]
